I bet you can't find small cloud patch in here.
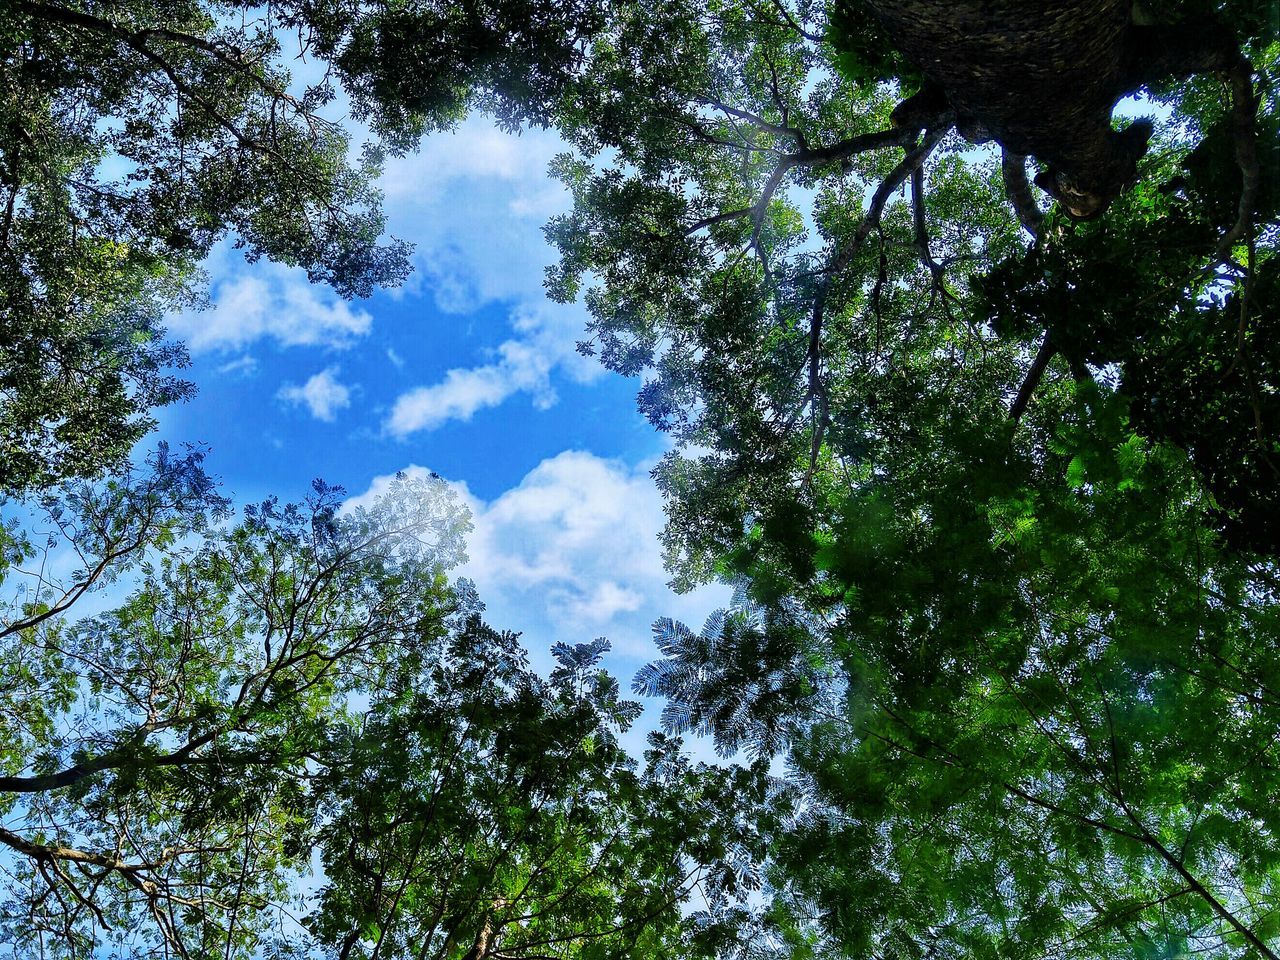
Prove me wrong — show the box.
[277,367,353,422]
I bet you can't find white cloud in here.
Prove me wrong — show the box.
[351,453,730,657]
[557,581,644,624]
[169,255,372,354]
[277,367,353,422]
[385,302,600,437]
[348,454,733,762]
[378,120,571,314]
[216,354,257,377]
[372,121,616,430]
[381,121,565,204]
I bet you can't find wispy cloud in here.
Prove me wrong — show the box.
[216,355,258,377]
[380,121,565,204]
[385,303,599,437]
[277,367,353,422]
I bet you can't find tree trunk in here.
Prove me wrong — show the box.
[863,0,1239,216]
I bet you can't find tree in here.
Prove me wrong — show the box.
[0,463,469,956]
[473,1,1280,956]
[0,460,764,958]
[1,0,400,493]
[308,627,766,960]
[644,388,1280,957]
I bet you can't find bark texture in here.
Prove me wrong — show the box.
[863,0,1239,216]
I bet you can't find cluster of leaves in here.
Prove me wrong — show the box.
[310,626,767,960]
[490,1,1280,957]
[825,0,920,88]
[0,456,767,958]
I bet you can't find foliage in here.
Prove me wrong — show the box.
[6,1,1280,957]
[0,461,764,958]
[634,591,825,762]
[826,0,920,89]
[0,463,469,956]
[645,380,1280,959]
[0,234,195,496]
[309,625,767,960]
[461,0,1280,957]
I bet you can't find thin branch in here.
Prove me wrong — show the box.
[797,129,944,478]
[911,163,944,283]
[762,0,824,43]
[694,95,806,146]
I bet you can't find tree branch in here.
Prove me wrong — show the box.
[0,727,219,793]
[1001,150,1044,239]
[1009,334,1055,425]
[911,163,944,282]
[795,129,944,477]
[1213,56,1261,262]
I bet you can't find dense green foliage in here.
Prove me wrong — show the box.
[310,628,764,960]
[525,2,1280,957]
[5,0,1280,957]
[2,0,419,494]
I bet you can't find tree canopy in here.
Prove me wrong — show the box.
[530,2,1280,956]
[4,0,1280,957]
[0,461,763,958]
[2,0,411,494]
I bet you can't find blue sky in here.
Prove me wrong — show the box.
[154,118,731,719]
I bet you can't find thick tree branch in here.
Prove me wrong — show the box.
[1214,56,1261,262]
[683,206,755,236]
[0,825,224,876]
[1009,333,1056,424]
[682,124,932,273]
[1001,150,1044,239]
[0,726,222,793]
